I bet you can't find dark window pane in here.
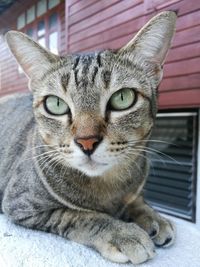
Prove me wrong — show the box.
[27,28,34,37]
[38,20,45,36]
[49,13,57,29]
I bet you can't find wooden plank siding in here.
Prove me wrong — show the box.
[0,0,65,97]
[0,0,37,97]
[0,0,200,110]
[0,36,28,97]
[66,0,200,109]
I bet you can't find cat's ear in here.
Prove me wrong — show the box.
[6,31,59,79]
[118,11,177,66]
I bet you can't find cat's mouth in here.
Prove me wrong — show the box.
[79,158,108,168]
[78,158,109,176]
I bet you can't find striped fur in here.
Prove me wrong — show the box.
[1,12,176,264]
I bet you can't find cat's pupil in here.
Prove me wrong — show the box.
[121,92,124,101]
[57,98,60,107]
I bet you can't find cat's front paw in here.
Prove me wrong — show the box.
[135,213,176,247]
[95,222,155,264]
[153,216,175,247]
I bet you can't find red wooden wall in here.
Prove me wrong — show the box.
[0,0,65,97]
[0,1,35,97]
[0,0,200,110]
[66,0,200,109]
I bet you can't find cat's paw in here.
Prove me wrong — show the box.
[95,222,155,264]
[135,214,176,247]
[153,217,176,247]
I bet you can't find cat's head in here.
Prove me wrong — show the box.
[6,11,176,177]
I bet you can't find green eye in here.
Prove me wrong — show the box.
[109,88,136,111]
[44,96,69,115]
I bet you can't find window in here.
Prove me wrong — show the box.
[27,28,34,37]
[37,20,46,48]
[16,0,61,74]
[38,20,45,36]
[48,0,60,9]
[27,6,35,24]
[17,0,60,28]
[17,13,25,29]
[37,0,47,17]
[49,12,57,29]
[17,0,61,30]
[48,13,58,54]
[144,112,198,222]
[49,32,58,54]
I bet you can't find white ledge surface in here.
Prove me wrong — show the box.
[0,214,200,267]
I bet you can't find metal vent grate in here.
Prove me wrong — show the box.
[144,112,198,221]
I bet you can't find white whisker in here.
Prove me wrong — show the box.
[40,155,61,174]
[23,149,59,162]
[25,144,58,153]
[128,146,166,167]
[135,145,181,165]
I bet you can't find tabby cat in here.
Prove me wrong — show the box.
[0,11,176,264]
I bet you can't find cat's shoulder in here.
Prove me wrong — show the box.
[0,92,34,131]
[0,92,32,113]
[0,91,32,105]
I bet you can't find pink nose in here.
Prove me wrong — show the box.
[74,136,102,155]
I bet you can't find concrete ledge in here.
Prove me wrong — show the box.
[0,214,199,267]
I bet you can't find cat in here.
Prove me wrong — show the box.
[0,11,176,265]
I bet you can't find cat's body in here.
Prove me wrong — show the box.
[0,92,145,215]
[0,91,146,216]
[0,93,34,209]
[0,12,176,265]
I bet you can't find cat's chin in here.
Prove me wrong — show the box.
[75,159,111,177]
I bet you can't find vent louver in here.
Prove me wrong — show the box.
[144,112,198,221]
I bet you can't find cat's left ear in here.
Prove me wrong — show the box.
[6,31,59,79]
[118,11,177,67]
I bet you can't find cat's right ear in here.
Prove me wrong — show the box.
[118,11,176,67]
[6,31,59,79]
